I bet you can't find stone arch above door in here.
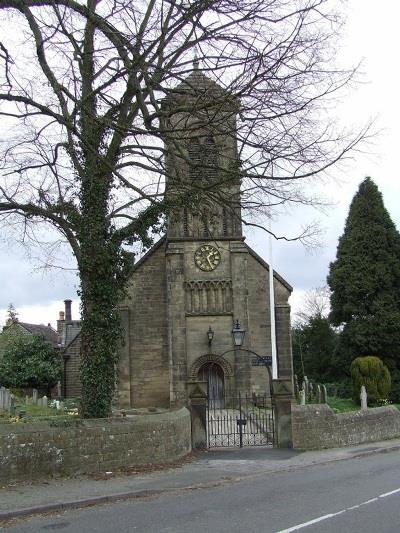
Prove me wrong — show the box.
[189,354,234,381]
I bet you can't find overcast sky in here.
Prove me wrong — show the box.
[1,0,399,328]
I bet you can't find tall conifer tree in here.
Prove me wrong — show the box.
[328,177,400,395]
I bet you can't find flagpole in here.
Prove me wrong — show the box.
[269,222,278,379]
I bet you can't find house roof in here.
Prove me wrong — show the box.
[61,321,82,349]
[18,322,59,346]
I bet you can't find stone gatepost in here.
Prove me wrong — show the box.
[188,381,208,450]
[272,378,294,448]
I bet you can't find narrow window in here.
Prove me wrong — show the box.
[189,138,201,180]
[203,135,218,179]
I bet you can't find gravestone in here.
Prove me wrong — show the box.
[300,389,306,406]
[360,385,368,410]
[3,389,11,411]
[302,380,308,399]
[0,387,4,409]
[32,389,38,405]
[56,380,62,399]
[321,385,328,404]
[308,382,314,402]
[317,384,322,403]
[9,397,16,416]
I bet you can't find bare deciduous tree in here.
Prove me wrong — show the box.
[294,285,332,325]
[0,0,369,416]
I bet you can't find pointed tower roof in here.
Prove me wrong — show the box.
[163,64,238,109]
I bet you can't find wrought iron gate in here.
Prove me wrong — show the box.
[206,392,274,448]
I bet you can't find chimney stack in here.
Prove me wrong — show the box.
[57,310,65,335]
[64,299,72,322]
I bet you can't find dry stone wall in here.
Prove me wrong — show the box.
[292,404,400,449]
[0,407,191,484]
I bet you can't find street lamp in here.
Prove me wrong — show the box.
[232,319,245,347]
[207,326,214,346]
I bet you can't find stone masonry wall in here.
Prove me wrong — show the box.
[121,241,170,407]
[292,404,400,449]
[64,334,82,398]
[0,408,191,485]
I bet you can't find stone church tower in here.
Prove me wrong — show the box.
[116,65,294,408]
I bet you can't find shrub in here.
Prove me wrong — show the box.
[0,335,61,393]
[350,356,391,405]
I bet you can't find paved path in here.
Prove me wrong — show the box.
[1,438,400,521]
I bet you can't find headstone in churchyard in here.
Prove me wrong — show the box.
[9,398,15,416]
[42,395,48,408]
[317,384,322,403]
[57,380,62,399]
[0,387,4,409]
[3,389,11,410]
[360,385,368,410]
[322,385,328,404]
[25,395,30,405]
[300,389,306,405]
[302,380,308,399]
[308,381,314,402]
[32,389,38,405]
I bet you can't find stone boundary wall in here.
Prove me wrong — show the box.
[292,404,400,449]
[0,407,191,484]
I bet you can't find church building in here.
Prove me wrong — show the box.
[62,65,294,407]
[116,66,293,408]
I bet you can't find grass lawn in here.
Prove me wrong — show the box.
[0,397,80,424]
[327,397,400,413]
[327,397,359,413]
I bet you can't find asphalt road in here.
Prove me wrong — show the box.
[3,449,400,532]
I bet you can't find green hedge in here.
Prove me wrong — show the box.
[350,356,391,405]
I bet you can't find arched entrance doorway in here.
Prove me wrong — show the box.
[198,362,224,405]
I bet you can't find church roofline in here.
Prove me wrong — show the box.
[244,243,293,293]
[131,236,167,272]
[163,69,239,108]
[131,234,292,292]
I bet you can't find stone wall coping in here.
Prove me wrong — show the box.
[0,407,189,436]
[292,404,400,450]
[292,404,399,419]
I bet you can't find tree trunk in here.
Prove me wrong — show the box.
[78,170,120,418]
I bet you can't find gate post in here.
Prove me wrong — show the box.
[188,381,208,450]
[272,379,294,448]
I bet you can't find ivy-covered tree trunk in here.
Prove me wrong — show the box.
[78,166,120,418]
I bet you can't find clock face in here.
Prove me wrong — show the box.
[194,244,221,271]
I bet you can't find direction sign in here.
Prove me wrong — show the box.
[251,356,272,367]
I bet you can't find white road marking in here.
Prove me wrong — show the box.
[276,487,400,533]
[379,488,400,498]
